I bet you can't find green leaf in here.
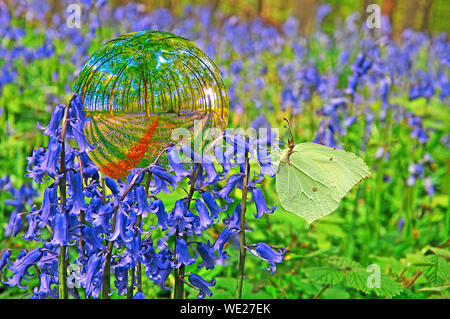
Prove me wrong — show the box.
[424,255,450,286]
[345,269,404,298]
[427,247,450,258]
[326,256,362,270]
[418,285,450,293]
[303,267,345,285]
[276,142,370,224]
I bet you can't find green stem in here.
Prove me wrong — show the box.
[313,284,330,299]
[102,169,146,298]
[127,267,135,299]
[58,245,68,299]
[126,172,152,299]
[58,94,75,299]
[235,149,250,299]
[173,163,201,299]
[135,173,152,295]
[446,194,450,239]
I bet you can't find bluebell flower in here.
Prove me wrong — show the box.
[81,225,106,250]
[32,273,57,299]
[408,116,428,144]
[108,207,134,243]
[168,199,194,235]
[251,187,276,218]
[68,120,95,153]
[0,175,12,190]
[246,242,285,274]
[69,170,87,214]
[105,176,120,196]
[188,274,216,299]
[316,4,331,23]
[85,195,102,219]
[214,174,243,203]
[343,115,357,128]
[4,211,18,237]
[180,144,203,164]
[225,133,252,164]
[37,184,58,228]
[195,242,217,270]
[166,146,190,178]
[77,152,99,179]
[11,212,23,238]
[175,237,196,267]
[151,165,179,194]
[40,136,61,177]
[25,148,46,183]
[201,158,221,185]
[150,198,169,231]
[213,227,239,256]
[212,146,229,175]
[114,265,129,296]
[397,218,405,234]
[122,168,145,191]
[135,185,150,217]
[51,211,69,246]
[37,104,64,137]
[80,253,103,298]
[134,291,145,299]
[4,248,43,289]
[124,234,141,267]
[69,93,88,128]
[194,199,212,230]
[407,163,424,186]
[141,245,173,290]
[0,249,11,273]
[201,191,227,222]
[223,203,241,230]
[425,176,434,198]
[92,202,114,232]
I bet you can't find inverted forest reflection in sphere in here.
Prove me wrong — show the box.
[73,30,229,179]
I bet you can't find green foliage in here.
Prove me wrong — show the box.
[304,256,404,298]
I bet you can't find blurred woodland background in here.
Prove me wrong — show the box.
[29,0,450,35]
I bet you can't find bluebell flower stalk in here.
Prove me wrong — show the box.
[174,163,201,299]
[57,93,76,299]
[102,167,147,298]
[235,140,249,299]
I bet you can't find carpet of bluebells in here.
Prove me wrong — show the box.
[0,1,449,299]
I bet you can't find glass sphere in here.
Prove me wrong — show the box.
[73,31,229,179]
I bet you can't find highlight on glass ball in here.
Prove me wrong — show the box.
[73,30,229,179]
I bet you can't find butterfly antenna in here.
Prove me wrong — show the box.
[283,118,295,150]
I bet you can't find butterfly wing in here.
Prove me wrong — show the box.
[276,142,370,224]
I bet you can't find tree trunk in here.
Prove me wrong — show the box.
[293,0,318,35]
[420,0,433,32]
[402,0,419,30]
[381,0,396,25]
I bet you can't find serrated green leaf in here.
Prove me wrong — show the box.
[326,256,362,270]
[418,285,450,292]
[345,269,404,298]
[428,247,450,258]
[303,267,345,285]
[424,255,450,286]
[345,269,370,294]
